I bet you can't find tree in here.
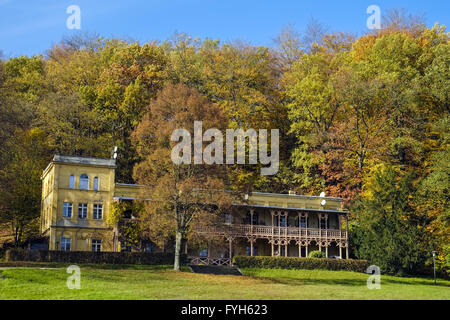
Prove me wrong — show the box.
[283,43,349,194]
[417,116,450,274]
[302,18,328,53]
[165,36,291,192]
[132,83,235,270]
[351,166,428,275]
[0,128,51,246]
[274,24,304,70]
[43,39,168,182]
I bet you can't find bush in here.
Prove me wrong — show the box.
[233,256,369,273]
[308,251,325,258]
[5,249,187,265]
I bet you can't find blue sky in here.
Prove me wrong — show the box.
[0,0,448,57]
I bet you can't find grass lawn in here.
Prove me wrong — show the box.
[0,263,448,300]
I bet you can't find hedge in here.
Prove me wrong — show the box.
[5,249,187,265]
[308,250,325,258]
[233,256,369,273]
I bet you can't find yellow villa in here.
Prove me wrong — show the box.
[40,155,350,263]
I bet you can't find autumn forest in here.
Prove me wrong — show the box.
[0,15,448,276]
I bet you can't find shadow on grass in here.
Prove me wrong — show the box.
[248,274,448,288]
[0,261,181,271]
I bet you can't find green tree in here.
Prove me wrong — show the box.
[351,166,428,275]
[0,128,51,246]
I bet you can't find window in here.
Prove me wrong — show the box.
[69,175,75,189]
[224,213,232,224]
[63,202,73,218]
[93,204,103,220]
[279,216,287,227]
[92,240,101,252]
[61,237,71,251]
[79,174,89,190]
[245,212,259,225]
[320,217,328,229]
[199,248,208,257]
[300,216,307,228]
[144,242,154,253]
[252,212,259,225]
[93,177,99,191]
[246,246,258,256]
[78,203,88,219]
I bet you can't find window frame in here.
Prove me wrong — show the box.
[93,177,99,191]
[92,240,101,252]
[69,175,75,189]
[199,248,208,257]
[61,237,71,251]
[224,213,232,224]
[79,174,89,190]
[320,217,328,229]
[93,204,103,220]
[246,245,258,256]
[300,216,307,228]
[62,202,73,218]
[78,203,88,219]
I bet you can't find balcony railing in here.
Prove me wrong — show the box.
[196,224,347,240]
[189,256,232,266]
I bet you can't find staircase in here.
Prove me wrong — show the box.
[189,265,242,276]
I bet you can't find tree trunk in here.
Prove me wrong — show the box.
[173,231,182,271]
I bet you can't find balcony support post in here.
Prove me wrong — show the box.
[271,210,275,240]
[226,237,234,261]
[345,213,349,259]
[247,236,255,257]
[285,240,288,257]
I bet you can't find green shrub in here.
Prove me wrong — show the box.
[233,256,369,273]
[5,249,187,265]
[308,251,325,258]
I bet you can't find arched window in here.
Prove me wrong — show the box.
[93,177,99,191]
[319,215,328,229]
[69,175,75,189]
[79,174,89,190]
